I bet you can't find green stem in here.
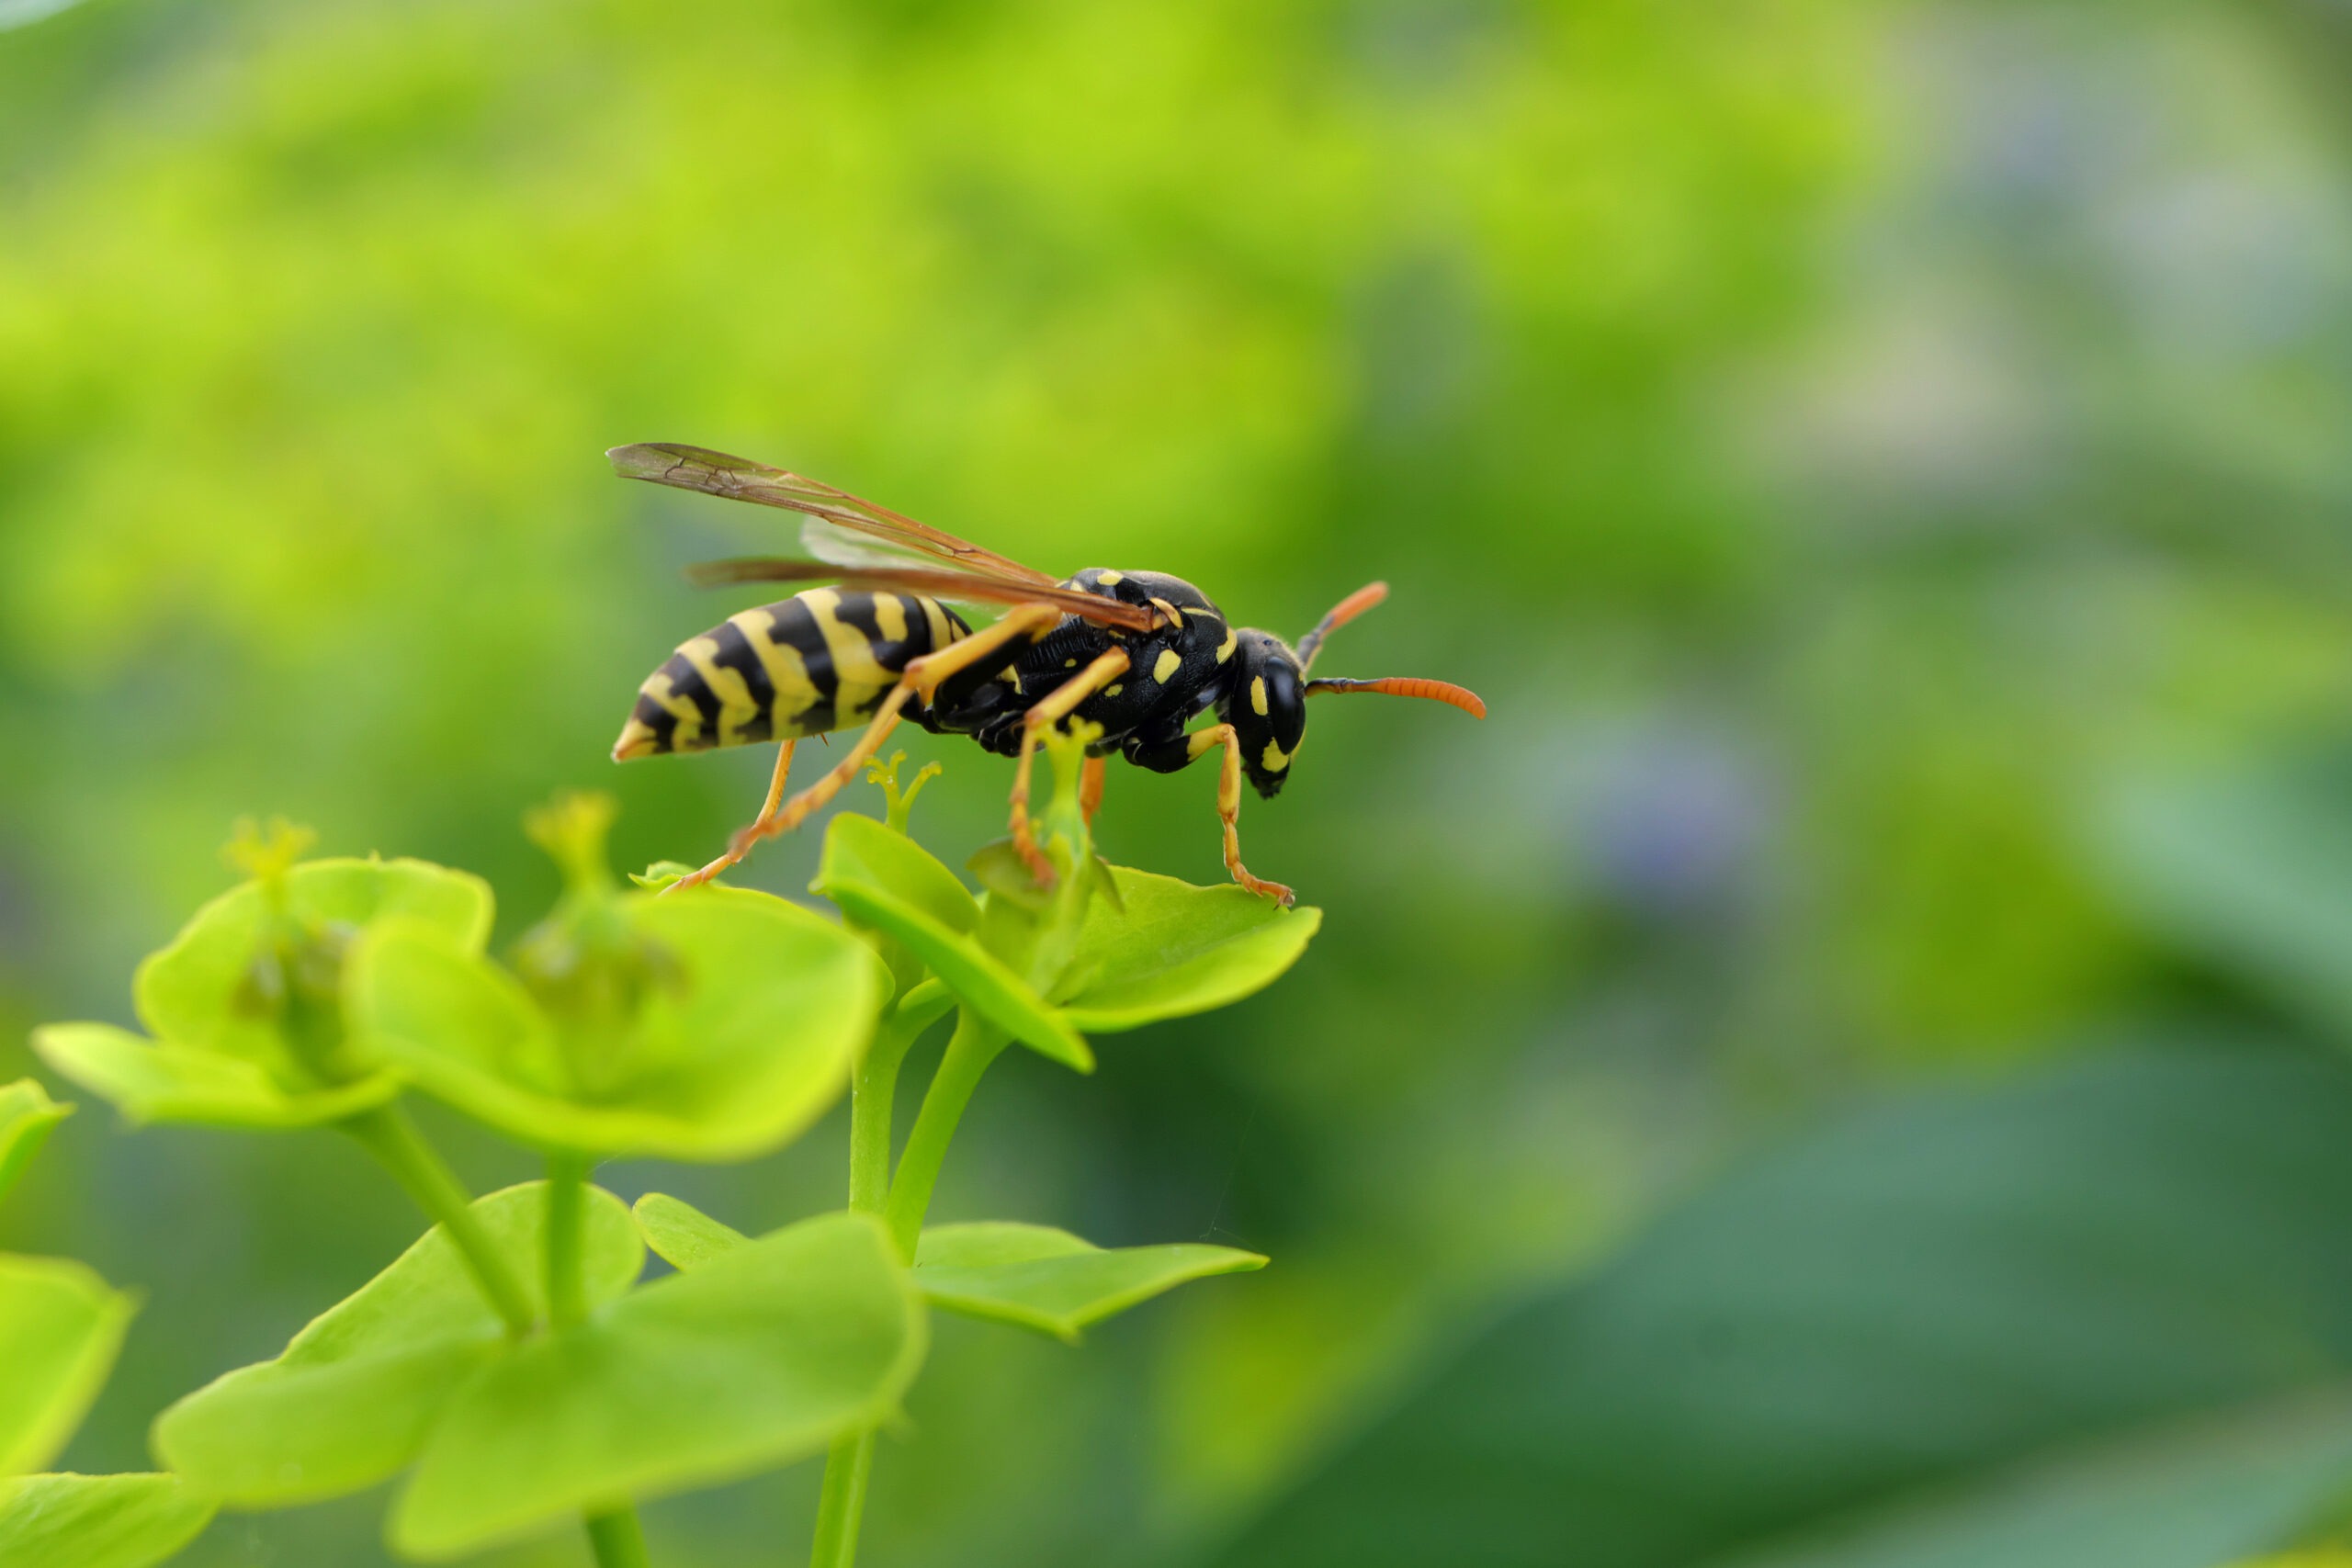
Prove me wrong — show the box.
[884,1010,1009,1262]
[807,987,956,1567]
[544,1153,655,1563]
[344,1103,534,1337]
[808,1431,876,1568]
[850,982,948,1220]
[584,1506,652,1568]
[544,1150,591,1330]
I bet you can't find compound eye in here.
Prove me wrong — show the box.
[1265,661,1306,746]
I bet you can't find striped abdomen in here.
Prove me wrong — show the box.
[613,589,971,760]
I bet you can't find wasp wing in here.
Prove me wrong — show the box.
[797,516,944,575]
[684,556,1157,633]
[609,443,1058,587]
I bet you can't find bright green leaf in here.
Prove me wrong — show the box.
[913,1222,1266,1342]
[347,888,881,1159]
[153,1181,640,1507]
[0,1472,214,1568]
[820,814,981,935]
[137,856,492,1063]
[631,1191,749,1270]
[30,1024,399,1131]
[1048,867,1320,1032]
[813,816,1091,1073]
[634,1199,1261,1343]
[29,857,487,1129]
[392,1211,925,1559]
[0,1257,135,1477]
[0,1080,71,1207]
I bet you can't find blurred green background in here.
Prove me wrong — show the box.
[11,0,2352,1563]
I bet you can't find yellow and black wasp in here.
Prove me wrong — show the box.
[607,443,1485,904]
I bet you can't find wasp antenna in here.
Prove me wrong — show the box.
[1304,676,1486,718]
[1297,581,1390,672]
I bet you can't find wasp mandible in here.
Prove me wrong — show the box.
[607,443,1486,904]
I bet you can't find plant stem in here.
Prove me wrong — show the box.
[808,1431,876,1568]
[584,1506,653,1568]
[883,1010,1010,1259]
[848,986,944,1220]
[807,992,958,1567]
[544,1150,591,1330]
[344,1103,535,1337]
[543,1152,657,1562]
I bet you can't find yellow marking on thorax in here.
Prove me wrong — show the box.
[874,594,909,643]
[1152,649,1182,683]
[1261,739,1292,772]
[1250,676,1269,716]
[728,609,823,730]
[1151,597,1182,626]
[638,671,706,750]
[1216,626,1238,662]
[1104,683,1124,697]
[1095,570,1124,586]
[678,635,763,745]
[807,589,899,719]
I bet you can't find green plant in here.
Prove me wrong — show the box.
[26,726,1316,1566]
[0,1078,217,1567]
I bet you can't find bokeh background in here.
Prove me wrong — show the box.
[10,0,2352,1564]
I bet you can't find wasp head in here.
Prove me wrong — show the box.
[1220,630,1308,798]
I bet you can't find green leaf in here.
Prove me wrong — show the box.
[30,1024,399,1131]
[631,1191,749,1270]
[2098,747,2352,1043]
[634,1198,1263,1343]
[347,887,882,1159]
[820,813,982,935]
[1047,866,1320,1032]
[0,1257,135,1476]
[812,815,1091,1073]
[1741,1396,2352,1568]
[392,1211,926,1559]
[153,1181,640,1507]
[138,856,492,1062]
[29,858,487,1129]
[0,1473,214,1568]
[0,1080,71,1207]
[913,1222,1266,1343]
[1215,1046,2352,1568]
[628,860,700,891]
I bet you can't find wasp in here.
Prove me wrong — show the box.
[607,443,1485,904]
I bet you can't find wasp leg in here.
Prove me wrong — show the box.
[1080,755,1107,824]
[1192,723,1295,906]
[670,739,797,892]
[1009,648,1130,884]
[663,604,1064,896]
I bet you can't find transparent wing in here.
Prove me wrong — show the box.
[798,516,941,574]
[609,442,1058,587]
[684,557,1157,633]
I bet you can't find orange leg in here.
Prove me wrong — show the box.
[1189,723,1295,905]
[1080,755,1107,823]
[1008,648,1130,884]
[671,739,797,890]
[665,604,1063,895]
